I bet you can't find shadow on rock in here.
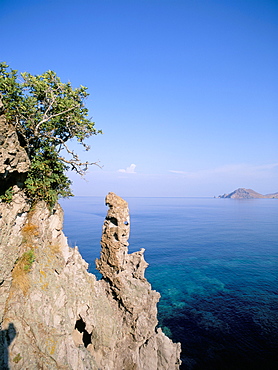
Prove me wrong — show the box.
[0,323,17,370]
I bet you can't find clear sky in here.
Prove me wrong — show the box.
[1,0,277,197]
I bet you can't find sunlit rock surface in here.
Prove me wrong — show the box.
[0,189,181,369]
[0,99,30,194]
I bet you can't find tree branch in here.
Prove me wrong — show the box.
[59,157,101,176]
[34,104,79,136]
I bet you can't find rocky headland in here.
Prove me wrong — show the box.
[218,188,278,199]
[0,106,181,369]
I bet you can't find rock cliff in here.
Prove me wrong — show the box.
[0,112,181,369]
[0,100,30,195]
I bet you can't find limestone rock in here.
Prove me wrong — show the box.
[0,191,181,369]
[0,100,30,194]
[0,97,4,113]
[96,192,154,315]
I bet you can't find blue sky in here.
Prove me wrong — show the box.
[1,0,277,197]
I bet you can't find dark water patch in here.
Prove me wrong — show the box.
[61,196,278,369]
[159,290,278,370]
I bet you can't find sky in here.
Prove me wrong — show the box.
[1,0,277,197]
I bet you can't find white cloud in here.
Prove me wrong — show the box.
[169,163,278,179]
[118,164,137,174]
[170,170,188,175]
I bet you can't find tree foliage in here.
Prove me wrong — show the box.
[0,62,101,206]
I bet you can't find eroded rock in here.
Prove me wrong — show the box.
[0,99,30,194]
[0,191,181,369]
[0,98,181,369]
[96,192,152,314]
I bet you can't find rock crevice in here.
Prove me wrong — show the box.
[0,103,30,195]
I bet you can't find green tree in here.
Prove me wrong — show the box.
[0,62,101,206]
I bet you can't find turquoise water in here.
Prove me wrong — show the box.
[60,196,278,369]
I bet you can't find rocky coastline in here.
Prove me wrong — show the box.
[218,187,278,199]
[0,106,181,369]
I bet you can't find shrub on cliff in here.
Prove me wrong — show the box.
[0,62,101,206]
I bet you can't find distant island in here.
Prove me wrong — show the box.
[218,188,278,199]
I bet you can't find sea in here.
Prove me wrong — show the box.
[60,196,278,370]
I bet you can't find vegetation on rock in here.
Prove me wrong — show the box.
[21,250,36,272]
[12,249,36,294]
[0,62,102,206]
[0,185,13,203]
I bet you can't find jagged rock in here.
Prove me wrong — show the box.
[0,97,4,113]
[96,193,154,315]
[0,191,181,369]
[0,96,181,369]
[0,99,30,194]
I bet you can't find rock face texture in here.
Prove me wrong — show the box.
[0,188,181,368]
[0,99,30,194]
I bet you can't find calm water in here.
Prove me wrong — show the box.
[60,196,278,370]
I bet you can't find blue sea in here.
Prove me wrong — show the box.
[60,196,278,370]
